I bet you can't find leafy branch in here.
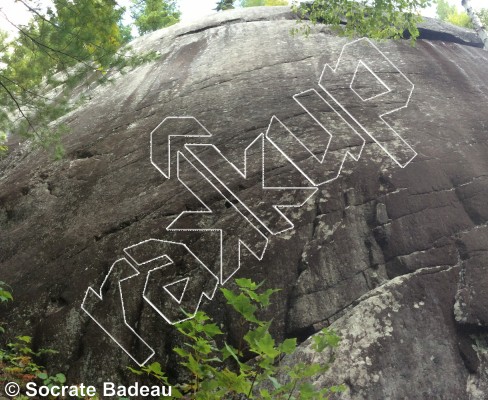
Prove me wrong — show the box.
[291,0,432,45]
[130,278,345,399]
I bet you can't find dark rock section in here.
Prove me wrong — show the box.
[416,17,484,48]
[0,6,487,397]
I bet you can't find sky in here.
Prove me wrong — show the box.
[0,0,486,36]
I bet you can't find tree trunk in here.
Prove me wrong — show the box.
[462,0,488,50]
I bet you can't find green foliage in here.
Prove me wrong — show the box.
[130,278,344,399]
[36,371,67,388]
[436,0,455,20]
[0,281,13,334]
[0,0,144,158]
[118,22,134,44]
[0,336,48,384]
[216,0,288,10]
[446,11,473,28]
[50,0,125,68]
[131,0,180,35]
[477,9,488,28]
[215,0,235,11]
[0,281,13,304]
[240,0,289,6]
[436,0,472,28]
[293,0,432,45]
[0,283,67,396]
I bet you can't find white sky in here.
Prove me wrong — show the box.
[0,0,485,36]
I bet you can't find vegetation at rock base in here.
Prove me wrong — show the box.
[1,278,343,398]
[130,278,345,399]
[0,281,71,400]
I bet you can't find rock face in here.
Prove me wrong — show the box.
[1,6,487,398]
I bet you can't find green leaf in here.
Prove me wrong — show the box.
[223,342,240,363]
[194,338,213,355]
[299,363,323,378]
[185,354,201,376]
[244,324,269,348]
[268,376,281,389]
[127,366,143,375]
[173,347,190,358]
[312,328,341,352]
[255,331,279,359]
[55,373,66,383]
[170,387,184,398]
[331,384,347,393]
[235,278,262,290]
[257,288,280,307]
[280,338,297,355]
[222,290,259,323]
[202,323,223,337]
[221,287,237,302]
[146,362,164,377]
[17,336,31,343]
[37,372,48,380]
[298,382,317,399]
[216,369,251,395]
[0,289,13,302]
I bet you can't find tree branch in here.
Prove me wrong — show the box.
[0,10,97,70]
[462,0,488,50]
[15,0,133,61]
[0,80,40,139]
[0,73,50,101]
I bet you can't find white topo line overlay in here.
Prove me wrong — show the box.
[81,37,417,365]
[319,37,417,168]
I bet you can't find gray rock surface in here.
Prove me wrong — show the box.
[0,6,487,398]
[417,17,484,47]
[285,266,470,399]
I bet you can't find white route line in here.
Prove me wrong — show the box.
[81,258,157,367]
[82,37,418,366]
[133,240,219,325]
[163,277,190,304]
[350,60,392,102]
[168,151,269,285]
[185,132,317,236]
[274,87,366,186]
[150,116,212,179]
[319,37,417,168]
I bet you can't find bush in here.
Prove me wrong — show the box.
[130,278,345,399]
[0,281,69,399]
